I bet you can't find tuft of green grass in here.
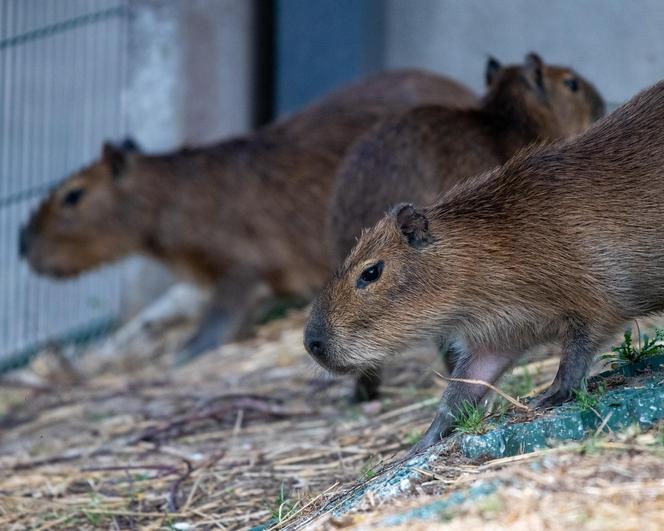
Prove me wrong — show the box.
[359,455,379,481]
[270,481,295,523]
[404,430,422,446]
[573,389,599,411]
[453,402,487,435]
[503,366,534,399]
[475,493,504,516]
[577,437,602,456]
[438,508,459,522]
[80,491,113,527]
[602,328,664,366]
[573,381,608,411]
[82,509,110,527]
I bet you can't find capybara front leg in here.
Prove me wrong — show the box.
[409,347,513,455]
[175,271,266,363]
[533,320,597,409]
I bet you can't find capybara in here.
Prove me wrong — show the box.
[329,54,604,263]
[305,79,664,453]
[327,53,604,399]
[20,69,477,361]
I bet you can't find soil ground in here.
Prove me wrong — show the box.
[1,309,662,530]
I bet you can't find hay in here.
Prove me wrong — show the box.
[0,311,661,530]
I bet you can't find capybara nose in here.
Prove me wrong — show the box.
[306,338,326,359]
[18,226,29,258]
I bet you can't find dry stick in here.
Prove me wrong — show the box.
[34,514,75,531]
[183,473,205,512]
[182,451,225,511]
[167,459,193,512]
[81,464,180,475]
[593,411,614,437]
[12,447,113,471]
[269,482,340,530]
[431,369,532,411]
[635,319,642,352]
[69,510,187,518]
[0,378,53,392]
[83,459,193,512]
[131,397,311,444]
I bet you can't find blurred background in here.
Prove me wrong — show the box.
[1,0,663,371]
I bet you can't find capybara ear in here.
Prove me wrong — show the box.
[393,203,432,249]
[485,56,502,86]
[524,52,545,94]
[102,142,128,179]
[121,137,140,153]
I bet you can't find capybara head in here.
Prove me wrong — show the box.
[305,204,450,373]
[484,52,605,138]
[20,139,144,277]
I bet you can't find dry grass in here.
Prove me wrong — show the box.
[0,311,662,530]
[319,433,664,530]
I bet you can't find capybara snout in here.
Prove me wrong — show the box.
[304,302,331,367]
[305,203,440,373]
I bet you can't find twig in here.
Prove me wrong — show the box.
[431,370,531,411]
[81,464,179,475]
[12,447,112,471]
[130,397,312,444]
[594,411,614,437]
[0,378,53,392]
[268,481,340,530]
[167,459,193,512]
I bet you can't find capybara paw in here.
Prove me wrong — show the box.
[531,387,574,409]
[174,334,219,365]
[406,431,442,457]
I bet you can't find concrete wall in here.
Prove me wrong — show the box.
[384,0,664,105]
[275,0,384,115]
[122,0,664,314]
[122,0,256,316]
[127,0,255,151]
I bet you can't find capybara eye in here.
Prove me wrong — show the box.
[563,77,579,93]
[357,261,384,288]
[62,188,85,207]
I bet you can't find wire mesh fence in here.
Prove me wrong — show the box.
[0,0,132,372]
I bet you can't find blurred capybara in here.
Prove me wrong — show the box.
[327,53,604,400]
[329,53,605,264]
[305,80,664,453]
[20,69,477,360]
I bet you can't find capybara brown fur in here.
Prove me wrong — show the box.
[327,54,604,400]
[20,69,477,360]
[328,54,605,264]
[306,79,664,453]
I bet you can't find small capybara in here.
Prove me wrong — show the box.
[305,79,664,453]
[327,53,604,400]
[20,69,477,361]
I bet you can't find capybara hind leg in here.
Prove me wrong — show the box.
[352,369,382,403]
[409,348,513,454]
[532,320,596,409]
[175,272,266,363]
